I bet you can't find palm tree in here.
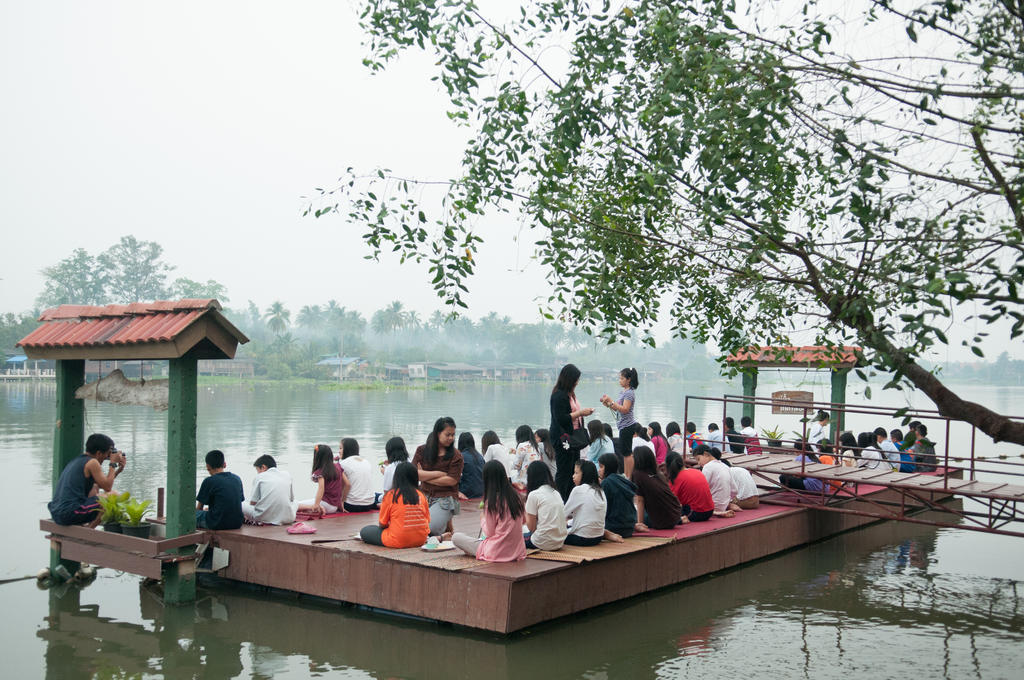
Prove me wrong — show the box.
[372,301,407,336]
[264,301,291,335]
[345,310,366,334]
[427,310,447,331]
[564,325,590,352]
[297,304,324,331]
[371,309,391,336]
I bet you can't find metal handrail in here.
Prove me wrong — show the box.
[684,393,1024,492]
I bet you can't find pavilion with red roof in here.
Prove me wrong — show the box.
[725,345,861,440]
[19,299,248,603]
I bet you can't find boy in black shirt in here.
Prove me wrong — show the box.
[196,449,244,530]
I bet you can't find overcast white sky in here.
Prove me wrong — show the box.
[0,2,1015,362]
[0,1,549,323]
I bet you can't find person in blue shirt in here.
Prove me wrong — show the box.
[457,432,485,499]
[891,429,916,472]
[597,452,638,538]
[196,449,244,530]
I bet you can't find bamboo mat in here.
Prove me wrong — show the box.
[318,539,485,571]
[527,536,673,563]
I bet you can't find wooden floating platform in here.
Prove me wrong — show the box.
[204,484,955,634]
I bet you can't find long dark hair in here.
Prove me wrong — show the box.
[839,431,859,459]
[481,430,501,451]
[553,363,581,394]
[341,437,360,459]
[649,421,668,450]
[535,428,555,462]
[665,452,685,482]
[423,416,457,466]
[587,419,606,442]
[598,452,619,476]
[633,446,668,484]
[482,460,524,519]
[385,436,409,463]
[620,367,639,389]
[312,444,338,481]
[575,460,604,498]
[515,424,538,452]
[390,462,421,505]
[857,431,875,452]
[525,460,555,493]
[666,421,682,437]
[457,431,478,456]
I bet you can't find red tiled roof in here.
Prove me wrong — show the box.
[17,299,248,358]
[725,345,861,367]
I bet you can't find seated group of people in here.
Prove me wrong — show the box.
[776,414,940,491]
[47,422,764,568]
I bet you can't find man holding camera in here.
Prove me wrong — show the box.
[48,433,127,527]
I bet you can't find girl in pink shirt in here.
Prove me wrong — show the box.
[451,460,526,562]
[648,422,670,466]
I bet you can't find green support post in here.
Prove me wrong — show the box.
[741,370,758,425]
[830,369,849,442]
[50,360,85,578]
[164,353,198,603]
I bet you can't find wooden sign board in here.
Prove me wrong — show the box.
[771,390,814,415]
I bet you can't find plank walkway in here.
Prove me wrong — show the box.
[724,452,1024,501]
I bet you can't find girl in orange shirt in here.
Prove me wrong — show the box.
[359,462,430,548]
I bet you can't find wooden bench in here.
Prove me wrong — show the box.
[41,519,207,579]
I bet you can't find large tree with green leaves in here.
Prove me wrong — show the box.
[100,235,175,303]
[309,0,1024,444]
[170,277,230,302]
[36,248,109,308]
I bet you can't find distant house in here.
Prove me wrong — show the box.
[198,359,256,378]
[3,354,53,372]
[381,363,409,381]
[484,363,556,381]
[316,356,367,380]
[408,362,485,381]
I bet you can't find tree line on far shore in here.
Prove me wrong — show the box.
[239,298,718,380]
[3,237,718,380]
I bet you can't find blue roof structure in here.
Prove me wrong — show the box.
[315,356,361,367]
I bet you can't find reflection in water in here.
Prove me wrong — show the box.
[7,383,1023,679]
[34,513,1022,680]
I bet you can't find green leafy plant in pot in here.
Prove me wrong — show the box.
[120,498,154,539]
[760,426,785,449]
[98,491,129,533]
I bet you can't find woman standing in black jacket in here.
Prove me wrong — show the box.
[550,363,594,500]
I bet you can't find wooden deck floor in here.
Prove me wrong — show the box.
[203,488,929,633]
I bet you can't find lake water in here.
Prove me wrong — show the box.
[2,378,1022,679]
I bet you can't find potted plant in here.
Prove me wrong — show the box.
[760,426,785,449]
[98,491,129,533]
[120,498,154,539]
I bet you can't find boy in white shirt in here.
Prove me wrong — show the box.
[242,454,296,525]
[695,446,740,517]
[877,427,900,470]
[705,423,726,451]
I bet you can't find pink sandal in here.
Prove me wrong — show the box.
[286,522,317,535]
